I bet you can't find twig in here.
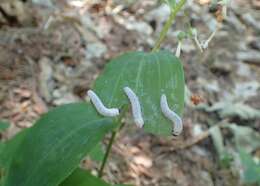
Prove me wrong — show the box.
[152,0,187,52]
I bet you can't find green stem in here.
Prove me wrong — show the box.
[98,130,117,178]
[152,0,187,52]
[98,106,128,178]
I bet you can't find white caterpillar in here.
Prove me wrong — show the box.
[123,87,144,128]
[160,94,183,136]
[87,90,119,117]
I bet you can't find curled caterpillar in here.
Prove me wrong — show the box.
[123,87,144,128]
[87,90,119,117]
[160,94,183,136]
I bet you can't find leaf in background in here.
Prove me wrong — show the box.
[228,124,260,153]
[4,103,116,186]
[209,125,233,168]
[94,51,185,136]
[60,169,110,186]
[0,121,9,132]
[209,126,224,157]
[239,150,260,185]
[89,142,105,163]
[162,0,177,9]
[207,102,260,120]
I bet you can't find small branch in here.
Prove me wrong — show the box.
[98,130,117,178]
[98,106,128,178]
[152,0,187,52]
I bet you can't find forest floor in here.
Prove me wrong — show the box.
[0,0,260,186]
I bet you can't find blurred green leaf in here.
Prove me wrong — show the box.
[239,150,260,185]
[219,153,233,169]
[0,121,9,132]
[0,129,28,185]
[4,103,116,186]
[228,124,260,153]
[0,143,5,172]
[163,0,177,9]
[210,126,224,157]
[0,129,29,170]
[209,125,233,168]
[94,51,185,136]
[208,102,260,120]
[60,169,110,186]
[89,143,105,163]
[60,168,133,186]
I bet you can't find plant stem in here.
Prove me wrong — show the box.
[151,0,187,52]
[98,130,117,178]
[98,106,128,178]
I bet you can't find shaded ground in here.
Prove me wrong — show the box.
[0,0,260,186]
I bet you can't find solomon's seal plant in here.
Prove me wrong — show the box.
[0,0,224,185]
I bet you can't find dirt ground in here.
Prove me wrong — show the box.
[0,0,260,186]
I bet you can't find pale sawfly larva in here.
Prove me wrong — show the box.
[87,90,119,117]
[160,94,183,136]
[123,87,144,128]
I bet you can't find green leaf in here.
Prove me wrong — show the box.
[0,143,4,160]
[0,129,29,185]
[163,0,177,9]
[209,126,224,157]
[239,150,260,185]
[4,103,116,186]
[60,168,133,186]
[89,143,105,163]
[207,101,260,120]
[0,121,9,132]
[0,129,29,170]
[228,124,260,153]
[60,169,110,186]
[94,51,185,135]
[0,120,11,167]
[209,126,233,168]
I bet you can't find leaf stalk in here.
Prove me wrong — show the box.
[152,0,187,52]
